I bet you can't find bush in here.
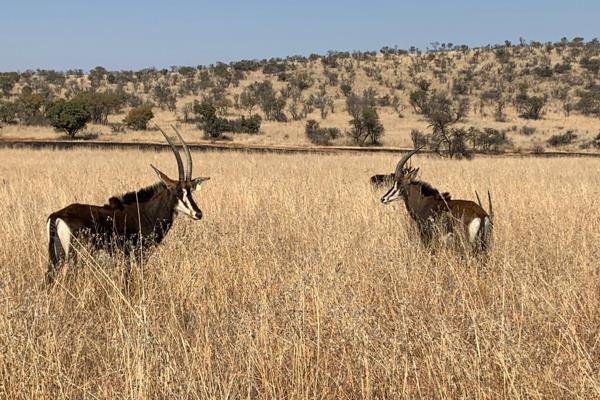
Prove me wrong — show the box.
[340,83,352,97]
[305,120,340,145]
[580,57,600,74]
[591,133,600,149]
[518,95,547,120]
[0,101,17,124]
[227,114,262,134]
[469,127,512,152]
[123,104,154,130]
[532,143,545,154]
[520,126,536,136]
[575,88,600,116]
[410,129,428,148]
[547,130,577,146]
[533,65,553,78]
[45,99,91,138]
[196,101,262,138]
[202,116,228,139]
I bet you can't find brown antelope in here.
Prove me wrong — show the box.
[380,146,493,252]
[46,126,209,284]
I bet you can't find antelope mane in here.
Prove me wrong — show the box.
[411,180,452,202]
[106,182,167,210]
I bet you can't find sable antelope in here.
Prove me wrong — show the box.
[380,146,493,252]
[46,126,209,285]
[370,173,395,187]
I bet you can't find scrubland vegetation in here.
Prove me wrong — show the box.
[1,38,600,154]
[0,147,599,398]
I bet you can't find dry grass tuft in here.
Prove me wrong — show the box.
[0,148,599,398]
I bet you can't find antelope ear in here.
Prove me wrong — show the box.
[150,164,178,186]
[190,176,210,190]
[407,168,419,181]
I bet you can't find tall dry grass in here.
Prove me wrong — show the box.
[0,148,599,399]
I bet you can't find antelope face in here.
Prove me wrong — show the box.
[154,125,211,222]
[381,146,423,205]
[151,163,210,221]
[173,178,210,220]
[381,179,405,204]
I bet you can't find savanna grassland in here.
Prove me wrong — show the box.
[0,147,599,399]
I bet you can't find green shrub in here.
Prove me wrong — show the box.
[305,120,340,145]
[0,101,17,123]
[123,104,154,130]
[547,130,577,146]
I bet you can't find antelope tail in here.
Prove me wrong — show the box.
[475,190,494,251]
[487,191,493,223]
[46,217,62,285]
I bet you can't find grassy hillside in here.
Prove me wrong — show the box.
[1,38,600,153]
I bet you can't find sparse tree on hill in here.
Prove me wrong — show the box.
[346,94,384,146]
[424,92,471,158]
[45,99,91,138]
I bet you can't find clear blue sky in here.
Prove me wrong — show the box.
[1,0,598,72]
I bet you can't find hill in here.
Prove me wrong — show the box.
[1,37,599,154]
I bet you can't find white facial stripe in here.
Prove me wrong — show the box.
[382,182,402,204]
[176,191,199,218]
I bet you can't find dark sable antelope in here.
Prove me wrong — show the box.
[46,126,209,284]
[381,146,493,252]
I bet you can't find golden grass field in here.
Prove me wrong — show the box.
[0,147,599,399]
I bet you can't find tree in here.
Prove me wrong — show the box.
[519,95,547,120]
[424,92,469,134]
[240,86,259,115]
[243,81,286,121]
[88,66,107,91]
[123,104,154,130]
[313,87,333,119]
[0,72,20,97]
[45,99,91,138]
[423,92,470,158]
[16,91,48,125]
[409,89,429,114]
[346,94,384,146]
[152,83,177,111]
[74,91,123,124]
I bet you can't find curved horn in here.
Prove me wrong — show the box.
[171,125,192,182]
[394,145,424,178]
[156,125,184,181]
